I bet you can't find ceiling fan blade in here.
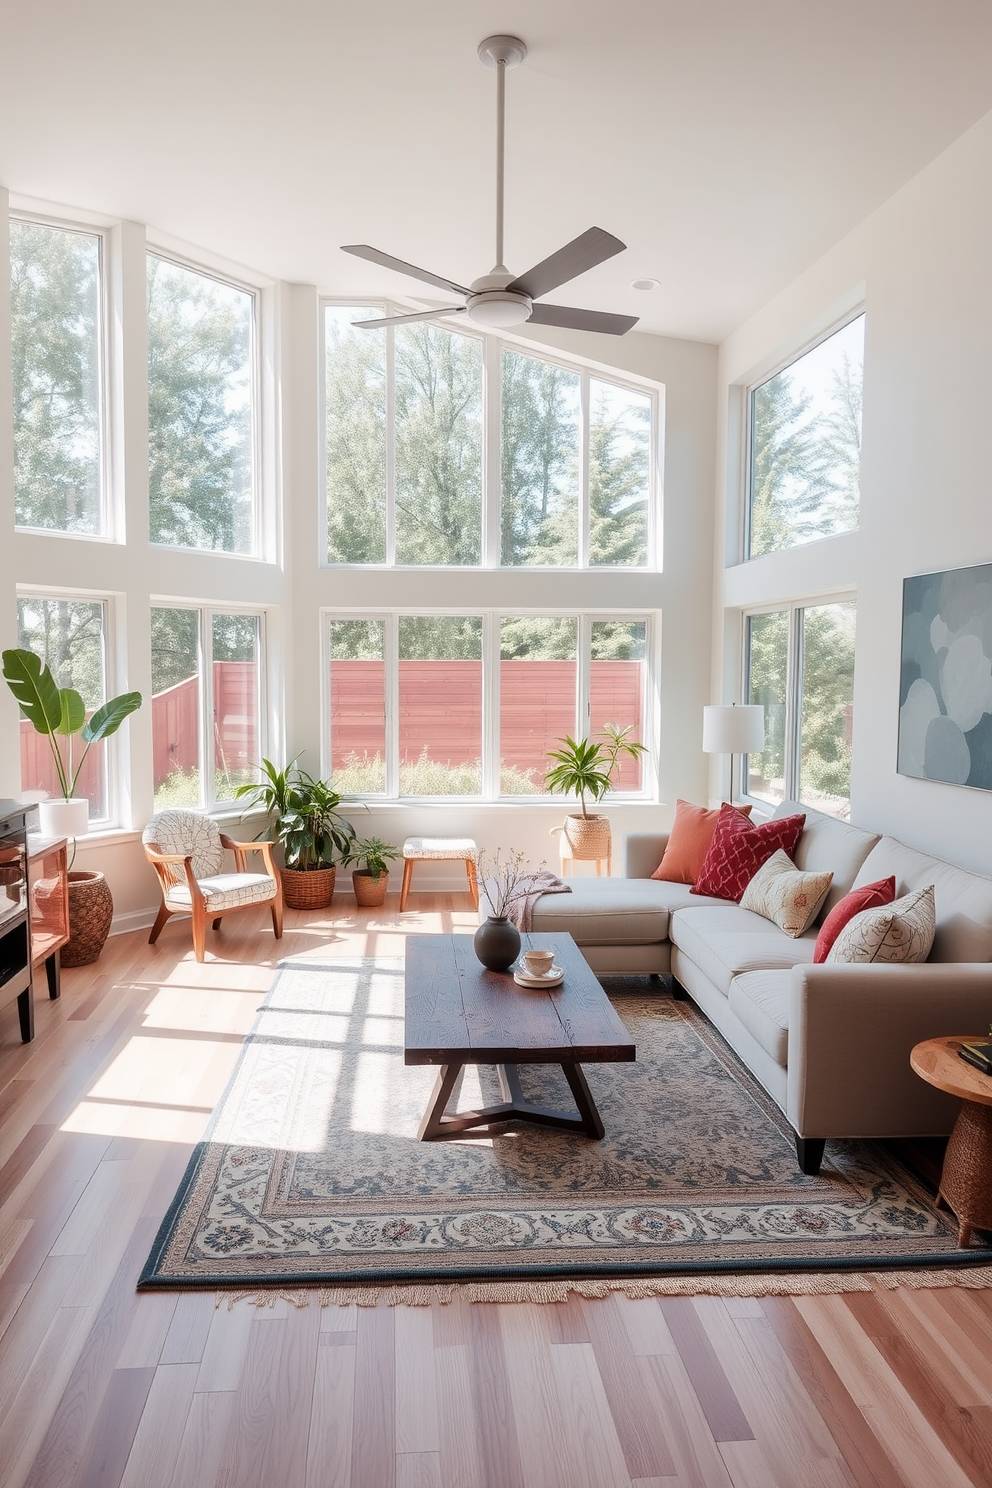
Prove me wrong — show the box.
[527,302,639,336]
[341,245,471,298]
[351,307,467,330]
[507,227,627,301]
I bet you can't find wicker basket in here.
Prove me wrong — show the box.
[352,869,389,908]
[561,813,612,861]
[62,870,114,967]
[281,866,336,910]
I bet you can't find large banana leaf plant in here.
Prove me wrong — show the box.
[2,648,142,801]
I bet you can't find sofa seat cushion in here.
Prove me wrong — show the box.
[670,905,816,996]
[853,836,992,962]
[728,971,792,1068]
[529,878,727,946]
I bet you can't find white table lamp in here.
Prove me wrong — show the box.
[702,704,765,803]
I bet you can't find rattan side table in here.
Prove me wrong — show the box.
[910,1036,992,1247]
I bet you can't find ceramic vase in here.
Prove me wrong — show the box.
[473,915,521,972]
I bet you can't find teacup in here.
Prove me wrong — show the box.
[523,948,555,977]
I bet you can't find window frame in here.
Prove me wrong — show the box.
[742,308,865,562]
[150,600,268,813]
[321,608,657,802]
[319,301,662,572]
[146,249,262,560]
[740,592,856,810]
[11,213,114,543]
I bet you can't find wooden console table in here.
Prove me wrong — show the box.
[27,834,69,1003]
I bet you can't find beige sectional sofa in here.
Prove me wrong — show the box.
[530,801,992,1173]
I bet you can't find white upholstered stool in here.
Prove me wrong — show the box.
[400,837,479,911]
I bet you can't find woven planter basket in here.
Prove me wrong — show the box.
[62,871,114,967]
[352,869,389,908]
[281,866,336,910]
[562,813,612,861]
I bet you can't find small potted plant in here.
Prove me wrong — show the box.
[340,836,401,908]
[545,722,648,865]
[235,759,356,909]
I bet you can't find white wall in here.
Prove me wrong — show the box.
[714,108,992,872]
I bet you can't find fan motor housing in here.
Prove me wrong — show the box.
[466,290,533,328]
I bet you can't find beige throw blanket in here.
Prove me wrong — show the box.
[496,870,571,932]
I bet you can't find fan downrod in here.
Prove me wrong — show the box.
[477,35,527,69]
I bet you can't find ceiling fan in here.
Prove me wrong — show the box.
[341,35,638,337]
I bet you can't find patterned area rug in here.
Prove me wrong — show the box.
[139,957,986,1290]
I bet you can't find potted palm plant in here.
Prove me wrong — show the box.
[235,759,356,909]
[545,723,648,865]
[340,836,401,908]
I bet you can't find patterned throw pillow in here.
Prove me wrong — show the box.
[825,884,936,964]
[651,799,752,884]
[692,808,806,902]
[740,849,833,938]
[813,876,896,963]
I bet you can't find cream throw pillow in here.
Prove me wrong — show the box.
[825,884,936,964]
[740,849,833,938]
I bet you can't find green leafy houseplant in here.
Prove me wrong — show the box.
[2,647,142,805]
[235,758,356,871]
[340,836,402,882]
[544,723,648,818]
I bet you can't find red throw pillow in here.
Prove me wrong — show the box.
[651,799,753,884]
[692,808,806,902]
[813,877,897,963]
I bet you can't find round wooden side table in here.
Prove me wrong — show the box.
[910,1037,992,1247]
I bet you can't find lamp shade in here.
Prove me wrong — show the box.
[702,704,765,755]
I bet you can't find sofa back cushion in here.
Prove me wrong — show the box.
[853,836,992,962]
[770,800,880,915]
[651,799,752,884]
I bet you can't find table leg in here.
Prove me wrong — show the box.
[418,1060,606,1141]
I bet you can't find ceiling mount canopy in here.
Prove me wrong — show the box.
[341,36,638,338]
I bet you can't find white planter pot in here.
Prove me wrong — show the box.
[37,797,90,839]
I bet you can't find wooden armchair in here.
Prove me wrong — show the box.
[142,809,283,962]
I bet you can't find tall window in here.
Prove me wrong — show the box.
[147,255,256,553]
[747,315,864,559]
[151,606,263,810]
[744,600,856,818]
[327,613,651,799]
[17,595,111,821]
[11,220,105,536]
[323,305,658,569]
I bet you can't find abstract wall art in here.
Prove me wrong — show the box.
[898,562,992,790]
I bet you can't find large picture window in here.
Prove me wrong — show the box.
[11,220,106,537]
[327,613,651,799]
[151,605,263,810]
[147,255,256,554]
[746,315,864,559]
[17,595,112,821]
[744,600,856,818]
[323,305,658,569]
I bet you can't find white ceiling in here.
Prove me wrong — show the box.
[4,1,992,343]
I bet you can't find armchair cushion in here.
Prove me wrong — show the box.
[142,810,225,877]
[164,872,277,913]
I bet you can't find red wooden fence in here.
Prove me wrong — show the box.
[20,659,644,798]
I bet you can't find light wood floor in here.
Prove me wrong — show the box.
[1,895,991,1488]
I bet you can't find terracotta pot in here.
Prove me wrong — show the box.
[352,869,389,908]
[473,915,521,972]
[281,865,336,909]
[62,870,114,967]
[562,813,612,861]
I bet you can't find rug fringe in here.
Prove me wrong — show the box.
[218,1263,992,1310]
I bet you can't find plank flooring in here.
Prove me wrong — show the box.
[0,893,990,1487]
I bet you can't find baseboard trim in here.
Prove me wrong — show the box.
[110,908,158,936]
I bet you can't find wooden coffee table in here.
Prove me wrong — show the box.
[910,1036,992,1247]
[404,932,635,1141]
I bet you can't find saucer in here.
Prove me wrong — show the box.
[513,963,565,988]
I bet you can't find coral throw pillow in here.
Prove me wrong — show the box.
[692,808,806,902]
[813,876,896,963]
[651,799,752,884]
[825,885,936,964]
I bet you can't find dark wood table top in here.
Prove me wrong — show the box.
[404,932,636,1066]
